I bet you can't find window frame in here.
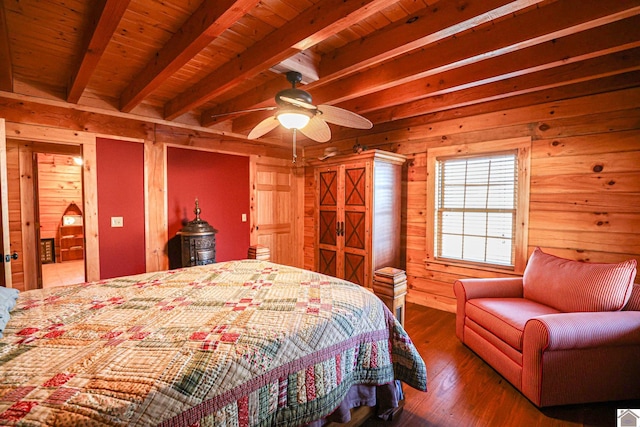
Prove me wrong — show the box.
[426,137,531,274]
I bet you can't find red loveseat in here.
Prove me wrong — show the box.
[454,248,640,407]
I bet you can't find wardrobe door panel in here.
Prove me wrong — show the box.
[319,210,337,246]
[344,167,365,207]
[319,170,338,206]
[319,248,337,277]
[344,211,365,250]
[343,253,365,286]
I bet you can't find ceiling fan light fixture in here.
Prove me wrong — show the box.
[277,109,312,129]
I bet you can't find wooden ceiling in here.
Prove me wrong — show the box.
[1,0,639,145]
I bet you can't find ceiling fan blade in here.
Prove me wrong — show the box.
[209,106,276,120]
[299,116,331,142]
[317,105,373,129]
[279,95,316,110]
[247,116,280,139]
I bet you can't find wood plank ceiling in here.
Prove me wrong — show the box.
[1,0,639,146]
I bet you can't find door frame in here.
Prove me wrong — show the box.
[0,119,11,286]
[0,120,100,289]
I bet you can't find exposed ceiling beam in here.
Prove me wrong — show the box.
[201,0,538,127]
[0,89,258,144]
[163,0,392,121]
[0,1,13,92]
[365,48,640,124]
[340,20,640,116]
[67,0,131,104]
[119,0,261,113]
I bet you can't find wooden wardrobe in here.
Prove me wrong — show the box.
[309,150,406,288]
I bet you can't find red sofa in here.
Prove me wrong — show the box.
[454,248,640,407]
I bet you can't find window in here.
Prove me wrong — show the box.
[426,138,531,272]
[435,152,517,266]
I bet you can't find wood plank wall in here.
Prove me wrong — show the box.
[304,85,640,312]
[37,153,83,262]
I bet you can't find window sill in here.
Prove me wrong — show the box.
[424,257,519,275]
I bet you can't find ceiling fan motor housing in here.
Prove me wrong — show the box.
[276,88,313,107]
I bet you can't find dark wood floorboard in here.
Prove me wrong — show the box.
[364,303,640,427]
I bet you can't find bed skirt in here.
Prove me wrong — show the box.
[309,381,403,426]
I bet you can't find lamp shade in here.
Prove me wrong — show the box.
[277,110,311,129]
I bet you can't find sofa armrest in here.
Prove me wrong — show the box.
[522,311,640,406]
[524,311,640,351]
[453,277,523,340]
[454,277,524,301]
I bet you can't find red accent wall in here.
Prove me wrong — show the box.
[167,148,250,263]
[96,138,146,279]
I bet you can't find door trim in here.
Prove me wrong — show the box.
[0,119,12,287]
[2,121,100,285]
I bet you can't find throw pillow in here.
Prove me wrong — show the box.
[0,287,19,338]
[523,248,637,312]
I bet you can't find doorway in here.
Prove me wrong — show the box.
[0,119,100,290]
[37,152,85,288]
[4,139,86,290]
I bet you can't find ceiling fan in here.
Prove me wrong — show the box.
[246,71,373,144]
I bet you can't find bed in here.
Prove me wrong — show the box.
[0,259,427,426]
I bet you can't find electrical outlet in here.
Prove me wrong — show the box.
[111,217,123,227]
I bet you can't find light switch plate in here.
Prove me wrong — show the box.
[242,213,247,222]
[111,216,123,227]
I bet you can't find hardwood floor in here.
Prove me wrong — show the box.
[365,303,640,427]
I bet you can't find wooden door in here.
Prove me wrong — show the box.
[3,139,40,291]
[317,166,340,277]
[252,159,299,266]
[342,163,368,286]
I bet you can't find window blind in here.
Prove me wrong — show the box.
[435,152,517,267]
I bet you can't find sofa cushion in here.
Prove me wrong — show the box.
[466,298,560,351]
[523,248,637,312]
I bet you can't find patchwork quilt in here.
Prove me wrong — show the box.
[0,260,427,426]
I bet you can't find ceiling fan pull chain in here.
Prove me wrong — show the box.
[292,129,297,164]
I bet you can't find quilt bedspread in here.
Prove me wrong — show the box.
[0,260,427,426]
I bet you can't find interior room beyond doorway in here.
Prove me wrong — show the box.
[37,152,86,288]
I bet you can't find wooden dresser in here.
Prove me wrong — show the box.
[308,149,406,288]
